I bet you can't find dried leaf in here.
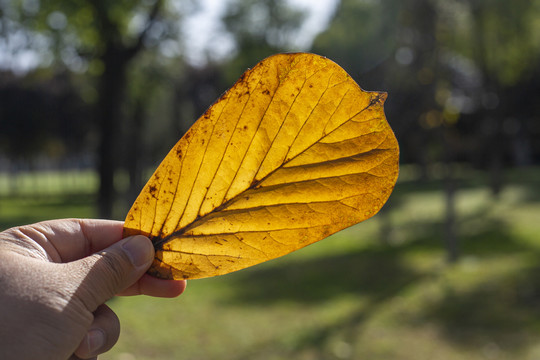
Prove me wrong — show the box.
[124,53,399,280]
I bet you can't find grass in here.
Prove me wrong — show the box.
[0,169,98,229]
[0,194,97,230]
[2,166,540,359]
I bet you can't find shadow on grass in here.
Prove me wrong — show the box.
[227,244,426,360]
[418,262,540,351]
[506,167,540,203]
[224,200,531,306]
[400,198,536,257]
[400,211,540,352]
[226,245,423,305]
[225,207,540,358]
[518,182,540,205]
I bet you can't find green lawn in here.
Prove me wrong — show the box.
[2,166,540,359]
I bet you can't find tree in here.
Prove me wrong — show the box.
[220,0,306,82]
[90,0,166,218]
[1,0,188,218]
[311,0,540,261]
[313,0,540,171]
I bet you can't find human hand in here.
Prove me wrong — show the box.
[0,219,186,360]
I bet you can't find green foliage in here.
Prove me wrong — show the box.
[438,0,540,86]
[224,0,304,46]
[312,0,540,172]
[312,0,400,77]
[220,0,306,82]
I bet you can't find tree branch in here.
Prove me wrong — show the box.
[90,0,120,45]
[126,0,164,59]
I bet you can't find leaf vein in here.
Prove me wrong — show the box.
[254,63,332,181]
[175,90,234,229]
[197,69,263,217]
[221,66,291,203]
[284,74,347,162]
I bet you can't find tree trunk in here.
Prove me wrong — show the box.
[96,46,129,219]
[442,125,459,262]
[444,162,458,262]
[127,99,145,206]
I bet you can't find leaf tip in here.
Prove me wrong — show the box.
[370,91,388,106]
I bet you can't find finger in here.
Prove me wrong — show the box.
[118,274,187,297]
[73,304,120,359]
[9,219,124,262]
[67,235,154,310]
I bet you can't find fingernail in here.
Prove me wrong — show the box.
[122,235,154,267]
[87,328,105,353]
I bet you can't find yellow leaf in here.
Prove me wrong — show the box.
[123,53,399,280]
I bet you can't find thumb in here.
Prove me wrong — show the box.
[67,235,155,311]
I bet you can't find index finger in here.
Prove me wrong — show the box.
[10,219,125,262]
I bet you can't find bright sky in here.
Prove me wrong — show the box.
[0,0,338,73]
[182,0,338,65]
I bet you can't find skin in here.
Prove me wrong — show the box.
[0,219,187,360]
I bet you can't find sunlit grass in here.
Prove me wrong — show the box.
[0,195,96,230]
[0,169,98,197]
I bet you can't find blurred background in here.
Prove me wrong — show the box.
[1,0,540,359]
